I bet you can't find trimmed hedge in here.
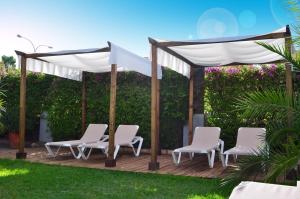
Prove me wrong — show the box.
[205,65,286,148]
[44,69,188,148]
[1,70,54,139]
[0,65,291,149]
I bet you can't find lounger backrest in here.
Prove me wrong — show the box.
[192,127,221,149]
[236,128,266,150]
[115,125,139,145]
[80,124,108,142]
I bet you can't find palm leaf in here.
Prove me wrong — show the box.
[235,89,294,121]
[256,42,300,71]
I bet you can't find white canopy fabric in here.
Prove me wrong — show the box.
[17,42,162,81]
[229,181,300,199]
[154,27,288,78]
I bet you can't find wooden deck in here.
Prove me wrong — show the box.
[0,147,230,178]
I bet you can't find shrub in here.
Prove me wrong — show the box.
[205,65,286,148]
[1,70,54,139]
[0,65,290,149]
[44,69,188,149]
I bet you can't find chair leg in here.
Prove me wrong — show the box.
[207,152,211,166]
[209,150,216,168]
[131,138,143,157]
[45,145,61,157]
[69,146,81,159]
[221,153,226,168]
[136,138,143,156]
[218,150,223,162]
[78,146,93,160]
[45,144,55,157]
[113,145,120,159]
[233,154,237,163]
[172,152,181,165]
[77,146,85,159]
[225,154,229,167]
[189,152,194,160]
[172,152,177,164]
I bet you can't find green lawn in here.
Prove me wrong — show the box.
[0,159,230,199]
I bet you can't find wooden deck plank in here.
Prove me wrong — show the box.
[0,147,230,178]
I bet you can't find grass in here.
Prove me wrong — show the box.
[0,159,231,199]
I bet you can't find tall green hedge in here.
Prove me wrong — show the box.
[43,69,188,148]
[0,65,290,149]
[1,70,54,139]
[205,65,286,148]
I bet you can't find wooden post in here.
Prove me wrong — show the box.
[105,64,117,167]
[156,80,161,155]
[16,55,27,159]
[188,67,194,144]
[286,62,293,128]
[285,28,293,128]
[149,45,159,170]
[193,67,205,114]
[81,71,87,135]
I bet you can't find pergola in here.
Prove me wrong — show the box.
[148,25,292,170]
[15,42,162,167]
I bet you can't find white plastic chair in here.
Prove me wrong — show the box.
[172,127,223,168]
[45,124,108,159]
[78,125,143,160]
[222,127,266,167]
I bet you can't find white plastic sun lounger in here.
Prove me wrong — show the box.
[172,127,223,168]
[229,181,300,199]
[78,125,143,160]
[222,127,266,167]
[45,124,108,159]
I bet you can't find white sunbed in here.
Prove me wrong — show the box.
[229,181,300,199]
[222,127,266,167]
[172,127,223,168]
[45,124,108,159]
[78,125,143,160]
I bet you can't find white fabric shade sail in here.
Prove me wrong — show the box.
[151,26,290,78]
[16,42,162,81]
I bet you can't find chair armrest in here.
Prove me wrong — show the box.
[131,136,143,144]
[100,135,109,142]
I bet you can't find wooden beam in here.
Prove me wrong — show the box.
[25,47,110,58]
[188,67,194,144]
[148,45,160,171]
[201,60,286,67]
[16,55,27,159]
[150,31,289,47]
[105,64,117,167]
[156,80,161,155]
[81,72,87,135]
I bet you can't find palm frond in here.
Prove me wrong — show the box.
[266,142,300,182]
[256,42,300,71]
[235,89,294,120]
[221,148,271,187]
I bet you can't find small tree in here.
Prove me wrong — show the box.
[1,55,16,69]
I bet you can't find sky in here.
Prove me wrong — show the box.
[0,0,297,58]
